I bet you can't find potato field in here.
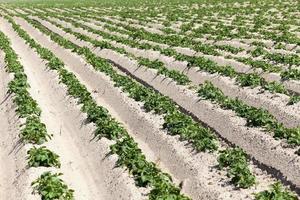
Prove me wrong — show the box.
[0,0,300,199]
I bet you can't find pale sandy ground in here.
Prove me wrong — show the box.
[17,15,300,199]
[30,15,300,196]
[0,7,300,200]
[45,15,300,128]
[0,17,145,200]
[44,13,300,94]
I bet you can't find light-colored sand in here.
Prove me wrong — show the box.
[0,8,299,200]
[0,17,145,200]
[45,14,300,97]
[24,15,300,199]
[0,53,34,200]
[97,47,300,191]
[42,15,300,129]
[13,16,261,200]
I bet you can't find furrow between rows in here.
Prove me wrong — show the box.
[28,11,300,98]
[1,14,195,199]
[25,15,300,194]
[13,12,300,198]
[0,52,30,200]
[13,15,280,200]
[0,16,147,200]
[34,15,300,129]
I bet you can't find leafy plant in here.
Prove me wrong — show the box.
[281,68,300,80]
[263,81,287,94]
[11,16,191,199]
[236,73,262,88]
[198,81,300,145]
[20,116,52,144]
[215,44,244,54]
[255,182,297,200]
[27,146,61,168]
[32,172,74,200]
[138,58,191,85]
[250,46,267,57]
[236,57,281,73]
[218,148,256,188]
[288,95,300,105]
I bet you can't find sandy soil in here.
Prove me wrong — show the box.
[17,15,300,198]
[0,52,34,200]
[0,7,299,200]
[96,48,300,191]
[40,15,300,129]
[0,17,145,200]
[12,16,272,200]
[34,16,300,192]
[43,14,300,96]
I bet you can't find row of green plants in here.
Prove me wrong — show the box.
[67,1,300,48]
[254,182,298,200]
[169,6,300,46]
[48,7,298,60]
[17,13,261,189]
[24,6,300,150]
[231,54,300,82]
[27,11,300,149]
[191,19,298,46]
[26,4,295,173]
[198,81,300,146]
[180,15,299,55]
[68,20,192,86]
[114,8,297,47]
[218,148,256,188]
[77,8,300,67]
[234,57,282,73]
[4,14,190,199]
[87,13,300,81]
[62,9,225,56]
[0,24,73,199]
[214,44,244,54]
[101,15,247,55]
[98,8,296,55]
[35,10,300,105]
[21,8,192,87]
[137,58,191,85]
[250,46,300,67]
[6,6,300,199]
[72,9,300,82]
[33,8,234,57]
[23,15,219,152]
[54,7,292,57]
[27,10,300,198]
[75,12,299,74]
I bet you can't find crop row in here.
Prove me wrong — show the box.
[98,2,300,47]
[8,11,300,199]
[16,14,261,189]
[39,7,296,56]
[20,12,300,199]
[44,7,300,69]
[198,81,300,147]
[81,11,300,80]
[28,9,300,105]
[89,8,300,67]
[1,5,299,199]
[3,14,190,200]
[98,13,300,67]
[23,12,300,149]
[84,12,300,75]
[0,19,74,199]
